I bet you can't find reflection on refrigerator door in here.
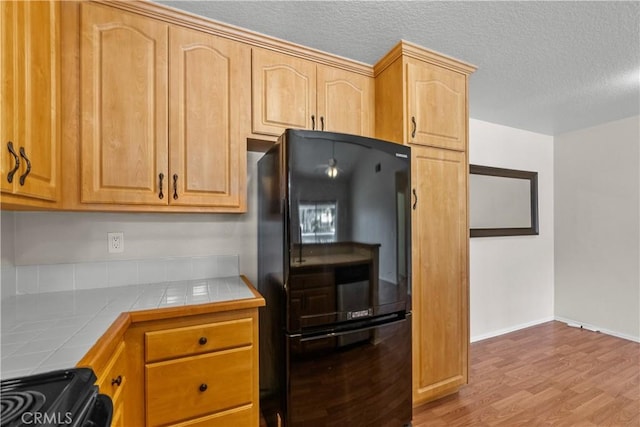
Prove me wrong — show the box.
[286,314,412,427]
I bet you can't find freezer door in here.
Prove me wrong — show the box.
[285,314,412,426]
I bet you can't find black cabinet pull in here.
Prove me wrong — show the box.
[18,147,31,186]
[411,116,417,138]
[6,141,19,183]
[320,116,324,131]
[111,375,122,386]
[412,189,417,210]
[158,173,165,199]
[198,337,207,345]
[173,174,178,200]
[199,383,208,392]
[311,115,315,130]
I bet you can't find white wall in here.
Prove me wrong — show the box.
[5,152,262,287]
[554,115,640,341]
[468,118,555,341]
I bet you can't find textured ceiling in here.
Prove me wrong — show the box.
[156,1,640,136]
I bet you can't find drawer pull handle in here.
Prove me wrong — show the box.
[198,337,208,345]
[111,375,122,386]
[199,383,208,392]
[158,173,165,199]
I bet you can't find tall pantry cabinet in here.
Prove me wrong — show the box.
[374,41,476,405]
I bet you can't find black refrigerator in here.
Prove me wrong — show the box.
[258,129,412,427]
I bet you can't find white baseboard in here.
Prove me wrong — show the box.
[470,316,555,343]
[554,316,640,343]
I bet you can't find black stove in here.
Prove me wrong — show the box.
[0,368,112,427]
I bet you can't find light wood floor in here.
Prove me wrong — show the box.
[412,321,640,426]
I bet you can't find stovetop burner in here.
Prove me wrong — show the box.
[0,391,46,424]
[0,368,111,427]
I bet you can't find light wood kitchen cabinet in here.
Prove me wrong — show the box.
[406,60,468,151]
[80,2,167,206]
[374,40,475,405]
[76,278,264,427]
[78,2,248,211]
[411,145,469,404]
[1,0,60,207]
[168,26,248,208]
[317,65,374,137]
[94,341,127,427]
[252,48,373,138]
[77,314,130,427]
[375,41,473,152]
[123,307,260,427]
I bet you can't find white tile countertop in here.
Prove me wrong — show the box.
[0,276,256,380]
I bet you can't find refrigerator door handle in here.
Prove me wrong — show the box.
[295,317,407,342]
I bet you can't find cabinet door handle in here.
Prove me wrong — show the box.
[311,115,315,130]
[198,336,208,345]
[18,147,31,186]
[173,174,178,200]
[411,116,417,139]
[199,383,208,392]
[320,116,324,131]
[6,141,19,183]
[158,173,165,199]
[412,188,417,210]
[111,375,122,386]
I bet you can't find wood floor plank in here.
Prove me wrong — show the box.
[413,321,640,426]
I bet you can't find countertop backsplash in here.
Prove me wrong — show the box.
[13,254,240,295]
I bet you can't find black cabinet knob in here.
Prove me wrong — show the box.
[199,337,208,345]
[111,375,122,386]
[199,383,208,392]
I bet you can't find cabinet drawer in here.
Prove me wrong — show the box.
[146,347,253,426]
[95,341,126,403]
[167,404,254,427]
[145,318,253,362]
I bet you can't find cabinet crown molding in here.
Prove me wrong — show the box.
[374,40,477,77]
[90,0,373,76]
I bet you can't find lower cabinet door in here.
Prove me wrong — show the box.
[145,346,253,426]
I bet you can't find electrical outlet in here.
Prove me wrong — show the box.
[108,232,124,254]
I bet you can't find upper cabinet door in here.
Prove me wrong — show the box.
[407,60,467,151]
[317,66,374,137]
[1,1,59,203]
[251,48,316,137]
[80,3,168,205]
[168,26,248,209]
[0,1,16,195]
